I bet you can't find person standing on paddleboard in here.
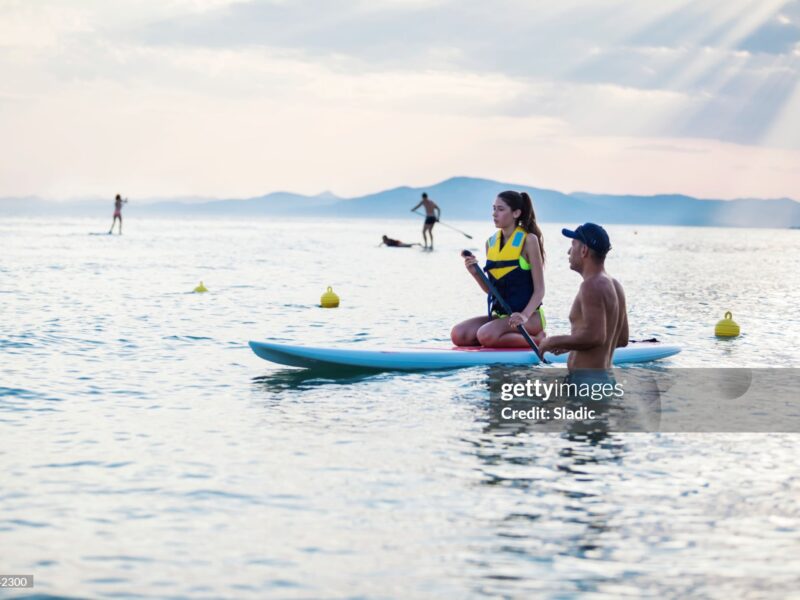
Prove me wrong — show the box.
[451,190,546,348]
[108,194,128,235]
[537,223,629,370]
[410,192,440,250]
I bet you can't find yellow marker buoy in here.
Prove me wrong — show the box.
[715,311,739,337]
[194,281,208,293]
[321,286,339,308]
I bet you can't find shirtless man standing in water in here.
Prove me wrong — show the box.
[538,223,628,370]
[410,192,440,250]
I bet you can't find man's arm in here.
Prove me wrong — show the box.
[410,200,423,211]
[616,284,628,348]
[434,203,441,219]
[540,282,607,353]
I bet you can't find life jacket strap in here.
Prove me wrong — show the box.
[485,259,519,270]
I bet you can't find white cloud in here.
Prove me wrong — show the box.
[0,0,798,199]
[0,3,92,49]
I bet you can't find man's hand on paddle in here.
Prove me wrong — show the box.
[538,337,567,355]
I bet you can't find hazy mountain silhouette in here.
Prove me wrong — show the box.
[1,177,797,228]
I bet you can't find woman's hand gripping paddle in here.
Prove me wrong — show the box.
[461,250,549,364]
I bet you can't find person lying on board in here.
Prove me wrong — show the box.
[538,223,629,370]
[451,190,546,348]
[380,235,419,248]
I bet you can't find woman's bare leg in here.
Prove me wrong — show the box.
[476,314,545,348]
[451,315,492,346]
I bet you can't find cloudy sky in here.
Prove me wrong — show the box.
[1,0,798,200]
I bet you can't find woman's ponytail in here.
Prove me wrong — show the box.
[519,192,545,264]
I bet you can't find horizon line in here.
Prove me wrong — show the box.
[1,175,798,205]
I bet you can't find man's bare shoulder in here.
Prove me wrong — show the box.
[611,277,625,295]
[580,273,615,295]
[576,277,607,309]
[606,277,625,307]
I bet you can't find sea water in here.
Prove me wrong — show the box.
[1,217,799,598]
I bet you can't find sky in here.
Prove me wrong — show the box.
[1,0,798,200]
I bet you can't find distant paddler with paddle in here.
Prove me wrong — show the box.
[410,192,440,249]
[411,192,474,246]
[108,193,128,235]
[451,190,547,351]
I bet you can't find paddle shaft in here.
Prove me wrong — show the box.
[414,210,473,239]
[462,250,549,363]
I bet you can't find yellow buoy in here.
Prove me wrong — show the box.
[321,286,340,308]
[193,281,208,293]
[715,311,739,337]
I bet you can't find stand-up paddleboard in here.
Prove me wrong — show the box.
[248,340,680,370]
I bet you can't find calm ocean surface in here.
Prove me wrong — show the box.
[1,217,799,598]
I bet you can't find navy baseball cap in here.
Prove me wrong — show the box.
[562,223,611,257]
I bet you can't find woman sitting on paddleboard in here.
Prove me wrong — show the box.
[451,190,546,348]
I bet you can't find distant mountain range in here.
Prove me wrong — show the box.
[2,177,798,228]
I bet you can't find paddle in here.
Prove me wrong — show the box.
[413,210,473,239]
[461,249,549,364]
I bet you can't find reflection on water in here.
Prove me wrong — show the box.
[468,387,629,597]
[252,367,383,390]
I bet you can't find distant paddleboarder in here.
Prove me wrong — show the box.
[451,191,547,348]
[108,194,128,235]
[538,223,629,370]
[410,192,440,250]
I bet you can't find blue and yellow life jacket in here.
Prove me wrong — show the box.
[484,227,534,316]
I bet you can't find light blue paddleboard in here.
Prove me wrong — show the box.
[248,340,680,370]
